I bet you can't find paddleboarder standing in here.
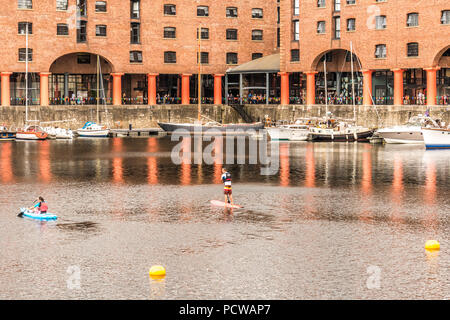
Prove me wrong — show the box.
[221,168,234,205]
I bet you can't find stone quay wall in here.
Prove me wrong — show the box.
[0,104,449,130]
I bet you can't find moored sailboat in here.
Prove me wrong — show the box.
[76,55,110,138]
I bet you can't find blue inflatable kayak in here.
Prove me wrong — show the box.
[19,208,58,221]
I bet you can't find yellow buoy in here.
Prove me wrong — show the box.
[149,265,166,277]
[425,240,440,250]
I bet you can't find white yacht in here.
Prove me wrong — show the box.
[77,122,110,138]
[267,121,310,141]
[377,115,441,144]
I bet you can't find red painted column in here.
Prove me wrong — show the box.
[279,72,290,105]
[392,69,404,106]
[147,73,158,105]
[425,67,439,106]
[213,74,224,105]
[111,73,124,105]
[305,71,317,105]
[362,70,374,106]
[1,72,12,106]
[39,72,51,106]
[181,74,191,105]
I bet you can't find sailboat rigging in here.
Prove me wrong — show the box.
[16,25,48,140]
[76,54,110,138]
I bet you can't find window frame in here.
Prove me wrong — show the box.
[18,0,32,10]
[95,1,107,13]
[226,28,238,40]
[164,51,177,64]
[95,24,107,37]
[226,52,238,65]
[251,29,263,41]
[252,8,263,19]
[18,48,33,62]
[18,22,32,35]
[406,42,419,57]
[226,7,238,18]
[375,44,387,58]
[163,26,176,39]
[57,23,69,36]
[197,6,209,17]
[130,50,143,63]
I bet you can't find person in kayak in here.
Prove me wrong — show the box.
[29,197,48,214]
[221,168,233,205]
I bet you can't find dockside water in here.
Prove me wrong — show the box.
[0,137,449,299]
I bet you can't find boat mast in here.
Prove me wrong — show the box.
[97,55,100,124]
[197,25,202,122]
[350,41,356,123]
[25,25,29,124]
[324,55,328,125]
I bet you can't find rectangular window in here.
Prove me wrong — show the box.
[375,44,387,58]
[197,6,209,17]
[441,10,450,25]
[77,20,87,42]
[226,29,238,40]
[293,0,300,15]
[164,51,176,63]
[18,22,32,35]
[334,0,340,12]
[406,13,419,27]
[18,48,33,61]
[77,0,87,17]
[291,49,300,62]
[95,1,107,12]
[293,20,299,41]
[252,8,263,18]
[57,23,69,35]
[347,18,355,31]
[56,0,68,10]
[317,0,325,8]
[131,22,140,43]
[164,4,176,16]
[333,16,341,39]
[252,53,263,60]
[77,53,90,64]
[347,0,355,4]
[18,0,32,9]
[375,15,386,29]
[131,0,140,19]
[130,51,143,63]
[252,29,263,41]
[197,28,209,40]
[226,7,237,17]
[226,52,238,65]
[407,43,419,57]
[96,25,107,36]
[164,27,176,39]
[197,52,209,64]
[317,21,326,33]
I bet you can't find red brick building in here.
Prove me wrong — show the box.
[0,0,278,106]
[0,0,448,107]
[279,0,450,106]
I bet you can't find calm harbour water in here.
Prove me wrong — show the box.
[0,137,449,299]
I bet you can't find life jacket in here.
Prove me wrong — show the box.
[39,202,48,212]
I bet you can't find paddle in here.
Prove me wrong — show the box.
[18,200,37,217]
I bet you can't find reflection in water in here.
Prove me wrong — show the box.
[391,155,404,223]
[0,142,14,183]
[424,158,437,232]
[38,141,52,183]
[279,143,290,187]
[112,138,124,184]
[147,138,158,185]
[304,143,315,188]
[360,144,373,221]
[1,139,450,299]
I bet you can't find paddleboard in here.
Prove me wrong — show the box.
[19,208,58,221]
[210,200,242,209]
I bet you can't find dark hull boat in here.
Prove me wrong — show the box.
[158,122,265,133]
[310,129,374,142]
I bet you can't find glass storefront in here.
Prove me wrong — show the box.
[315,71,363,105]
[49,74,111,105]
[10,73,40,105]
[372,70,394,105]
